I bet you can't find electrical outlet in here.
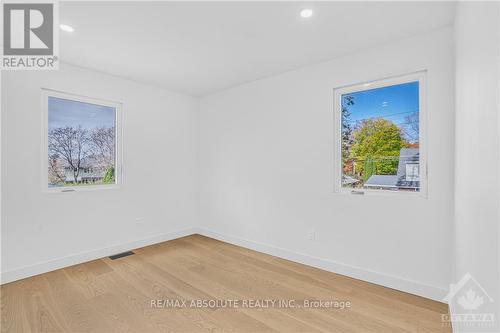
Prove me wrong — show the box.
[307,229,316,241]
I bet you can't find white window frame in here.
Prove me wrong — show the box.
[333,71,427,197]
[41,89,123,193]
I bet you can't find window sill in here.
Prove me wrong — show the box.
[43,184,121,193]
[332,188,427,199]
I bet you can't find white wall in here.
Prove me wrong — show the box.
[1,63,198,282]
[1,27,458,303]
[2,12,497,316]
[453,2,500,331]
[198,28,455,301]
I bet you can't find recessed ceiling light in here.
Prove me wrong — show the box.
[60,24,74,32]
[300,9,313,18]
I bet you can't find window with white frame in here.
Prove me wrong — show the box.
[334,72,426,194]
[43,90,122,190]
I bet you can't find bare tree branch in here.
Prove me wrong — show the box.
[48,126,91,183]
[48,126,115,185]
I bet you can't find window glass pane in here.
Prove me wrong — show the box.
[48,96,116,187]
[341,81,420,192]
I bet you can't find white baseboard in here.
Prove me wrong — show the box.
[0,227,197,285]
[1,226,448,304]
[196,228,449,303]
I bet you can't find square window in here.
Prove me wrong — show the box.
[42,90,122,191]
[334,72,426,195]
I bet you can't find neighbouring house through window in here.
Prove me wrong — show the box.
[405,163,420,182]
[335,72,426,194]
[43,90,122,190]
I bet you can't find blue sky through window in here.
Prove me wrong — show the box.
[342,81,419,142]
[48,97,115,130]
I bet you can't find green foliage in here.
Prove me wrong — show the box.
[364,156,376,181]
[350,118,408,176]
[341,95,354,164]
[103,166,115,184]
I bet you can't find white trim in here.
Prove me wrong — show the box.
[333,71,428,198]
[196,228,448,302]
[0,226,448,302]
[0,228,197,285]
[41,88,123,193]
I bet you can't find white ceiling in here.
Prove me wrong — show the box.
[60,1,455,96]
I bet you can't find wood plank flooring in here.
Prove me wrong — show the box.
[1,234,451,332]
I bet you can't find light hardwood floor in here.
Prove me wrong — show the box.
[1,235,451,332]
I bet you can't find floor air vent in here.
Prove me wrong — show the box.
[109,251,135,260]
